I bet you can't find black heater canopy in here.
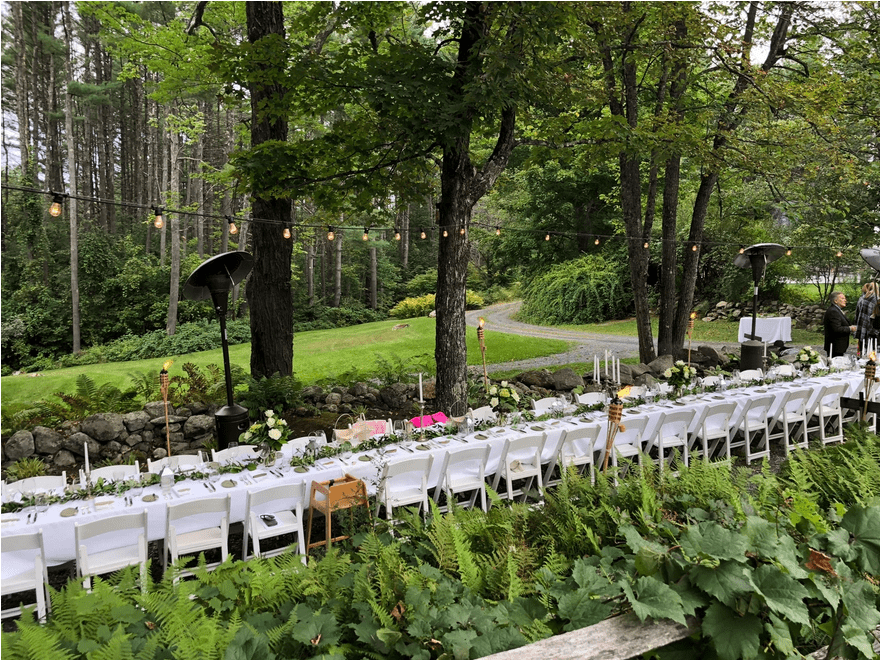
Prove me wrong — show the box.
[183,251,254,449]
[734,243,787,369]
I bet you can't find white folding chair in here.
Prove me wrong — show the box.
[164,495,230,574]
[701,376,722,389]
[829,356,850,370]
[146,454,204,474]
[75,510,148,590]
[768,388,812,456]
[433,446,491,512]
[6,473,67,496]
[376,455,435,521]
[491,432,547,503]
[84,462,140,486]
[596,416,649,482]
[773,365,795,378]
[1,530,50,622]
[696,401,739,462]
[646,409,696,471]
[622,386,647,400]
[739,369,764,383]
[543,425,602,486]
[243,483,307,560]
[532,397,561,415]
[730,394,774,463]
[575,392,607,407]
[807,383,848,445]
[468,406,497,424]
[211,445,258,464]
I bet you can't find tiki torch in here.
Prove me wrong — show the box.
[160,360,172,457]
[477,317,489,392]
[602,386,630,471]
[865,352,878,418]
[687,312,696,366]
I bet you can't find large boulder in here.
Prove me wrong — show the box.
[325,392,343,406]
[698,345,728,366]
[143,401,169,420]
[183,414,215,438]
[551,368,584,391]
[63,432,100,460]
[33,426,63,455]
[647,354,675,376]
[123,411,151,433]
[518,369,555,389]
[4,430,35,461]
[379,383,409,409]
[80,413,125,442]
[53,449,77,468]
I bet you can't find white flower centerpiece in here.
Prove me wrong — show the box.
[796,346,820,369]
[489,381,521,424]
[663,360,696,397]
[241,409,292,461]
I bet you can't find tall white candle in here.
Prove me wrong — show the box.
[84,441,90,474]
[419,373,423,402]
[593,355,598,381]
[605,350,609,378]
[616,358,620,383]
[763,342,767,358]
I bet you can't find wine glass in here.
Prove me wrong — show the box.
[34,490,49,519]
[19,478,35,521]
[127,474,144,501]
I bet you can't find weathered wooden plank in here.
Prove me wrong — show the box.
[480,614,699,660]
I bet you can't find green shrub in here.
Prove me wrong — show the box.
[390,291,484,319]
[5,457,47,481]
[406,269,438,295]
[519,255,632,324]
[294,303,387,332]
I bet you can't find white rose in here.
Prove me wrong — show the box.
[663,369,672,378]
[268,428,282,441]
[512,392,520,402]
[264,410,274,418]
[490,397,499,407]
[243,432,252,440]
[501,381,509,388]
[266,417,276,427]
[489,386,498,395]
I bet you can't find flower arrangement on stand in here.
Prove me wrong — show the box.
[795,346,820,369]
[663,360,696,398]
[488,381,521,424]
[241,409,292,453]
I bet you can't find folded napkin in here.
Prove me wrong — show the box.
[410,412,448,428]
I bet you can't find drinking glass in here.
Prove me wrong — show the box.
[34,491,49,517]
[128,474,144,501]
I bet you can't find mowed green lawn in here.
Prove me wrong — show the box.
[1,316,570,409]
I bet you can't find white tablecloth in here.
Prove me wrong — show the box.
[1,370,865,577]
[738,317,792,343]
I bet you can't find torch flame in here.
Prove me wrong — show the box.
[617,386,632,399]
[690,311,697,319]
[478,317,485,328]
[870,352,876,363]
[162,360,173,372]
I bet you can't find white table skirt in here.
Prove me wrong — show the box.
[738,317,792,344]
[1,370,865,577]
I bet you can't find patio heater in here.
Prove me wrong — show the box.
[734,243,786,371]
[183,251,254,449]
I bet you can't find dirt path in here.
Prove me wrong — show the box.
[465,301,733,373]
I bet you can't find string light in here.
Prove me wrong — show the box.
[420,227,426,239]
[836,250,843,258]
[152,206,164,230]
[443,229,448,237]
[594,237,600,245]
[786,247,792,256]
[48,192,66,217]
[283,226,291,239]
[739,247,745,254]
[644,241,649,248]
[362,227,369,241]
[691,244,698,252]
[394,227,401,241]
[459,226,466,236]
[327,226,335,241]
[545,233,550,241]
[495,226,501,236]
[226,215,238,235]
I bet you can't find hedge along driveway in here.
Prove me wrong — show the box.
[0,316,570,410]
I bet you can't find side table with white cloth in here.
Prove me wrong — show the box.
[738,316,792,344]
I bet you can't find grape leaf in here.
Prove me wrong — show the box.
[690,560,754,608]
[752,565,810,625]
[622,576,686,626]
[702,601,763,660]
[839,505,880,575]
[558,590,612,631]
[680,522,749,562]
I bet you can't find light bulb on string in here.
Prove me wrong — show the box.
[226,216,238,235]
[362,227,369,241]
[327,226,335,241]
[692,244,698,252]
[643,241,649,249]
[152,206,165,230]
[48,192,66,217]
[594,237,600,245]
[459,226,466,236]
[443,229,448,238]
[394,227,401,241]
[836,250,843,258]
[739,247,745,254]
[495,226,501,236]
[420,228,426,239]
[283,226,291,239]
[786,247,792,256]
[545,233,550,241]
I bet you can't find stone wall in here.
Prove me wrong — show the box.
[703,301,826,332]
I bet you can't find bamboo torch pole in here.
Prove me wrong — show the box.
[160,360,172,457]
[477,317,489,392]
[864,353,877,418]
[687,312,696,366]
[602,387,629,471]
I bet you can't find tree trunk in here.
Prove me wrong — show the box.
[63,2,80,354]
[400,204,410,270]
[13,2,30,176]
[246,1,293,378]
[333,222,343,307]
[306,239,315,306]
[166,116,181,336]
[369,245,378,310]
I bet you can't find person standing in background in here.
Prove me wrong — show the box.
[854,282,878,356]
[824,291,856,358]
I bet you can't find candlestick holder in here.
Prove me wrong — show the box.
[419,401,426,439]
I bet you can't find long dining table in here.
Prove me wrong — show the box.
[0,369,868,579]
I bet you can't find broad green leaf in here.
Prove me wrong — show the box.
[441,629,478,660]
[752,565,810,625]
[622,576,686,626]
[839,505,880,575]
[670,581,708,617]
[841,621,879,658]
[742,516,780,559]
[376,628,402,646]
[841,580,880,632]
[571,557,609,591]
[821,527,859,563]
[702,602,763,660]
[765,613,797,657]
[690,561,754,608]
[680,522,749,562]
[558,590,612,631]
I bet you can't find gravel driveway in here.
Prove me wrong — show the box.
[466,301,734,373]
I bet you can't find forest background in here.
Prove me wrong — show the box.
[1,1,879,411]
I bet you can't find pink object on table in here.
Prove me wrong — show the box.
[410,412,447,428]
